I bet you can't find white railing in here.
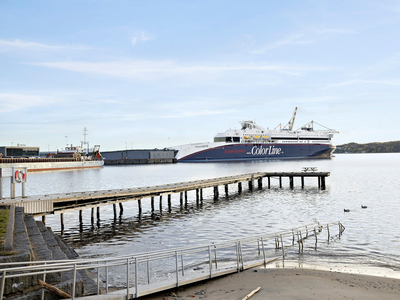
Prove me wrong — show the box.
[0,221,345,300]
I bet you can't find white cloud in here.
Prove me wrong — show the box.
[250,34,313,54]
[315,29,356,34]
[0,39,89,51]
[326,79,400,89]
[0,93,60,113]
[131,31,154,46]
[31,59,330,80]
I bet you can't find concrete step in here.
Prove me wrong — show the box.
[12,207,32,258]
[49,228,97,296]
[24,215,53,261]
[36,222,67,261]
[51,230,79,260]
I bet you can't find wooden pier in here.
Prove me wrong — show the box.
[1,171,329,227]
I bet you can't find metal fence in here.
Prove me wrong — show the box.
[0,221,345,300]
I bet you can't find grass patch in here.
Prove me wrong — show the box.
[0,209,10,255]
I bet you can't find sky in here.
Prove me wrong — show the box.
[1,0,400,151]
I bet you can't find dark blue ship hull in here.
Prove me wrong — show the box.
[178,143,335,162]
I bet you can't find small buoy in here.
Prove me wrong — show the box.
[344,209,350,212]
[361,205,367,209]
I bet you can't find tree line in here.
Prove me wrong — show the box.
[335,141,400,153]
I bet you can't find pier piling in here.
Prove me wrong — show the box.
[258,178,262,189]
[113,204,116,217]
[248,176,254,191]
[60,213,64,232]
[213,186,219,200]
[138,199,142,215]
[321,176,326,190]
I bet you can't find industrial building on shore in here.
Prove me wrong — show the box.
[101,149,176,165]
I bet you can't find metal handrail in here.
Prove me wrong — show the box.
[0,221,345,300]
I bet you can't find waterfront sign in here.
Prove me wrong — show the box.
[0,168,12,178]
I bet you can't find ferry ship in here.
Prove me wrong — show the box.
[171,108,338,162]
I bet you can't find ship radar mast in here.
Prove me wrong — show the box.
[81,127,89,155]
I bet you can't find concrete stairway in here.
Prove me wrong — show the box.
[3,207,97,299]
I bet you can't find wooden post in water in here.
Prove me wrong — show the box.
[279,176,282,188]
[42,215,46,225]
[248,176,254,191]
[179,193,183,207]
[321,176,326,190]
[138,199,142,215]
[196,189,199,205]
[79,210,83,224]
[151,197,155,213]
[159,195,162,213]
[96,207,100,220]
[225,184,228,197]
[268,176,271,189]
[289,176,294,189]
[301,176,304,189]
[91,208,94,225]
[213,186,219,200]
[113,204,116,218]
[318,176,321,189]
[60,213,64,232]
[200,189,203,201]
[119,203,123,214]
[238,182,242,194]
[185,191,188,204]
[258,177,262,189]
[168,194,171,212]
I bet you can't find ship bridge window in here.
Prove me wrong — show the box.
[214,137,240,143]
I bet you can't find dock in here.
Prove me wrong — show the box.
[0,220,344,299]
[1,171,329,228]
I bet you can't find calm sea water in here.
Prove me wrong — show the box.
[20,154,400,278]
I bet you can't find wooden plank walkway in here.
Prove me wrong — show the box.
[0,171,329,217]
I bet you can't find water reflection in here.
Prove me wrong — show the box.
[28,154,400,276]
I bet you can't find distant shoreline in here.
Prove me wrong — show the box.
[335,141,400,154]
